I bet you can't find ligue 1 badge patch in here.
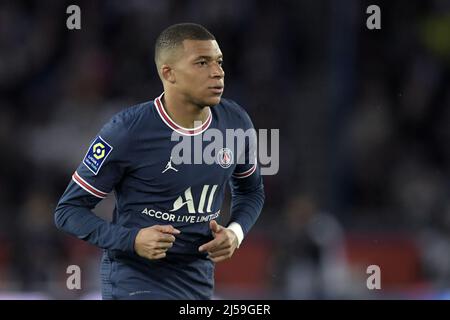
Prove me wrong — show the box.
[217,148,233,168]
[83,136,113,175]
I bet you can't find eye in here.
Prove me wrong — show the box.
[218,60,223,66]
[196,61,208,66]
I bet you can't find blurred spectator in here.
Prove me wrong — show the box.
[273,194,349,299]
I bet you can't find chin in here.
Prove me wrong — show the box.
[205,96,222,107]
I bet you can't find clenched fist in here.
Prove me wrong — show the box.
[134,225,180,260]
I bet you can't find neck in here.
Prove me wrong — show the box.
[162,90,210,129]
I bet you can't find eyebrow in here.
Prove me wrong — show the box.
[194,55,223,60]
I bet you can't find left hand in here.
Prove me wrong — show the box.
[199,220,239,263]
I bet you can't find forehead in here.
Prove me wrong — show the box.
[180,39,222,59]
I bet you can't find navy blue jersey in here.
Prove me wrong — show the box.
[55,93,265,300]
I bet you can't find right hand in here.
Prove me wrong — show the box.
[134,225,180,260]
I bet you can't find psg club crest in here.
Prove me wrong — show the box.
[217,148,233,168]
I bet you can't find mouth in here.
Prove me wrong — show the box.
[208,86,224,94]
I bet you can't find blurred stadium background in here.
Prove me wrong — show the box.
[0,0,449,299]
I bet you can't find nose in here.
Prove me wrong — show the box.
[210,63,224,78]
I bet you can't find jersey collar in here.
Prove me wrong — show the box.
[154,93,212,136]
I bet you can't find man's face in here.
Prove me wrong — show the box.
[171,39,225,107]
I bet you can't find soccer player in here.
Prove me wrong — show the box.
[54,23,265,300]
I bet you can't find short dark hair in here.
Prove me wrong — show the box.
[154,23,215,68]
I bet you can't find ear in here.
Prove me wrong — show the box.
[161,64,176,83]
